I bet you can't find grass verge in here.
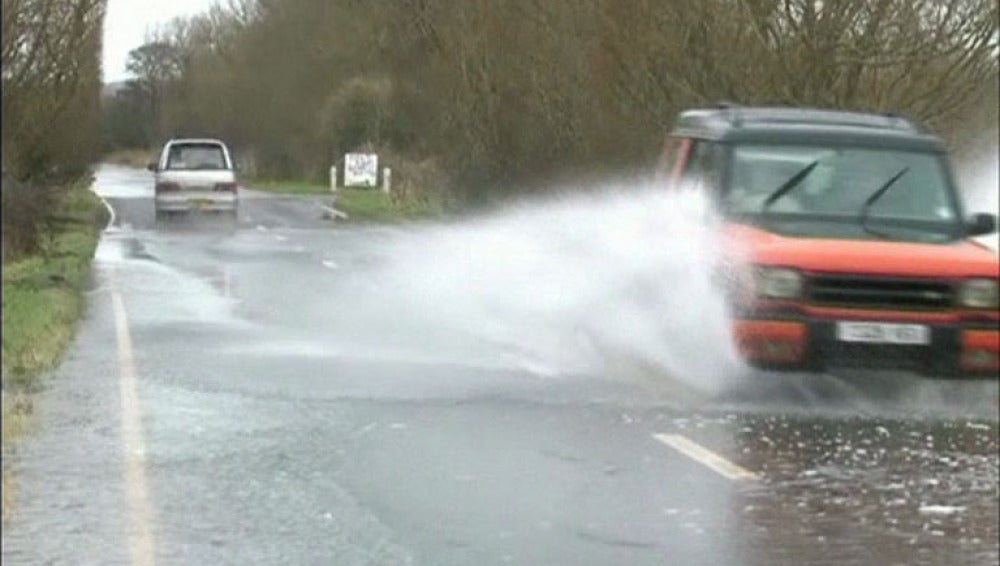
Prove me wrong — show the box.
[1,178,107,521]
[247,178,445,222]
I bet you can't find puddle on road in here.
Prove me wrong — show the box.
[215,182,747,396]
[171,178,994,419]
[93,233,249,329]
[729,413,999,564]
[91,164,153,199]
[41,163,994,566]
[716,368,999,422]
[90,165,996,418]
[631,406,999,565]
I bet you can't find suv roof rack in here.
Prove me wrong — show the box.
[669,105,942,151]
[714,100,743,127]
[879,112,927,134]
[682,106,926,134]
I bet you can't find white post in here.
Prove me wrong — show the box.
[330,165,338,194]
[383,167,391,195]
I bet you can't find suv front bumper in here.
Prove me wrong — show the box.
[734,318,999,377]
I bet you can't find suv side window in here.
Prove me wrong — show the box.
[657,136,690,185]
[682,140,724,192]
[661,137,686,172]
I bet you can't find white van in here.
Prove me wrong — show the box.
[148,139,238,217]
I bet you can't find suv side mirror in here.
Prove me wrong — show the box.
[146,162,158,172]
[966,213,997,236]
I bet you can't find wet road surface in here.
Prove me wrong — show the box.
[2,165,997,565]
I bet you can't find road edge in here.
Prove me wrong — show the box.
[1,176,109,523]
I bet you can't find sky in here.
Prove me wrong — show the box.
[103,0,215,83]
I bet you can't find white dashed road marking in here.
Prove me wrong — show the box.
[653,433,758,482]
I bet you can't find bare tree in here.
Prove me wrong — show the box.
[101,0,998,203]
[3,0,106,178]
[2,0,106,257]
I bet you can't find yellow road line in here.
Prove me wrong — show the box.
[653,433,758,482]
[112,292,156,566]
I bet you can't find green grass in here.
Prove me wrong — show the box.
[1,392,33,522]
[2,179,106,520]
[337,188,401,222]
[2,186,105,383]
[248,178,444,222]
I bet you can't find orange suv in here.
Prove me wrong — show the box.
[661,106,999,377]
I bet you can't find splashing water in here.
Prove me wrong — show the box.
[956,125,999,251]
[338,182,746,394]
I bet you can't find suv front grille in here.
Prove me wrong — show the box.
[822,342,928,371]
[806,275,954,310]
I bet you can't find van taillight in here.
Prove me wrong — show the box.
[155,182,180,192]
[214,182,238,192]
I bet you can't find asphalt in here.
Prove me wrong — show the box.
[1,164,997,566]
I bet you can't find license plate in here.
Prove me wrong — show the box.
[192,199,213,208]
[835,322,930,345]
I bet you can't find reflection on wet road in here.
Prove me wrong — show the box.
[1,165,997,566]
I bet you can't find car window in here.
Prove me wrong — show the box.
[657,136,687,183]
[726,145,956,222]
[682,140,725,192]
[166,144,229,171]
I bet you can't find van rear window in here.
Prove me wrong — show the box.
[166,144,228,170]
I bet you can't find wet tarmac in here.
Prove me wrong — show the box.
[1,164,997,566]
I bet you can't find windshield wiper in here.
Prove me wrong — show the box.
[859,167,909,239]
[761,160,820,215]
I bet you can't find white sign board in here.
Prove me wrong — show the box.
[344,153,379,188]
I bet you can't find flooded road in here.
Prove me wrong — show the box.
[2,165,997,566]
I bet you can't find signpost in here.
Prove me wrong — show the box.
[324,154,391,221]
[343,153,379,188]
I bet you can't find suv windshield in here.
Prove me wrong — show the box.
[724,145,962,242]
[166,143,228,171]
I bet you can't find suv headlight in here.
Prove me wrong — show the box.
[755,267,803,299]
[959,279,999,309]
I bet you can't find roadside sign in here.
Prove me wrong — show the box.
[344,153,378,188]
